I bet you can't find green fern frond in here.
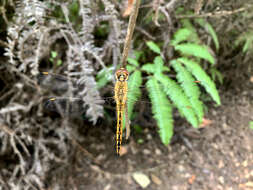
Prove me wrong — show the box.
[126,64,136,73]
[178,58,221,105]
[210,67,223,84]
[127,57,139,67]
[146,77,173,144]
[141,63,170,74]
[242,39,252,53]
[96,66,113,88]
[146,41,161,54]
[195,18,219,51]
[127,70,142,119]
[171,28,193,46]
[141,63,156,74]
[133,50,143,61]
[175,43,215,65]
[171,60,204,123]
[181,19,200,43]
[154,56,164,74]
[235,30,253,53]
[155,74,199,127]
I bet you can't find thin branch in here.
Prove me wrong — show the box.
[165,0,178,11]
[121,0,141,68]
[176,6,251,19]
[153,0,161,26]
[194,0,203,14]
[135,26,156,40]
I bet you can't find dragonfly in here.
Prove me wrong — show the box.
[114,68,129,155]
[38,70,146,155]
[37,70,212,155]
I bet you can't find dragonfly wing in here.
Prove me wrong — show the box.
[125,105,130,140]
[37,72,70,94]
[38,72,106,123]
[43,97,86,117]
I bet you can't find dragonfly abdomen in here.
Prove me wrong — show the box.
[116,104,124,155]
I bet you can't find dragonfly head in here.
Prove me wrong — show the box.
[115,68,129,82]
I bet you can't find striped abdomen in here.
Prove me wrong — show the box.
[116,102,124,155]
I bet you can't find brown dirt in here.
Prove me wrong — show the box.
[52,77,253,190]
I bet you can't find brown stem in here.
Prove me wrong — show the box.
[176,6,250,19]
[121,0,141,68]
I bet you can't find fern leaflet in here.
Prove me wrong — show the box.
[154,56,164,74]
[141,64,156,74]
[175,43,215,65]
[146,41,161,54]
[155,74,199,127]
[146,77,173,144]
[127,70,142,119]
[171,60,204,123]
[181,19,200,43]
[178,58,221,105]
[235,30,253,53]
[171,28,193,46]
[195,18,219,51]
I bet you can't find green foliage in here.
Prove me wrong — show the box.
[235,30,253,53]
[180,19,200,43]
[123,23,221,145]
[177,58,221,105]
[156,74,199,127]
[170,28,193,46]
[175,43,215,65]
[146,77,173,144]
[49,0,81,29]
[210,67,223,84]
[68,0,79,23]
[126,64,136,73]
[127,70,142,119]
[96,66,113,89]
[141,61,169,74]
[137,138,144,144]
[249,121,253,130]
[141,63,156,73]
[178,11,219,51]
[171,60,204,123]
[134,125,143,134]
[195,19,219,51]
[146,41,161,54]
[127,57,139,67]
[50,51,62,66]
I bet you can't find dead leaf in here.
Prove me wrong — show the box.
[188,175,196,184]
[104,184,111,190]
[122,0,134,17]
[199,118,213,128]
[151,174,162,185]
[119,146,128,156]
[132,172,150,188]
[239,184,246,189]
[242,160,248,167]
[245,181,253,187]
[250,76,253,83]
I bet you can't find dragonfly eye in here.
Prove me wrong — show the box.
[118,74,127,81]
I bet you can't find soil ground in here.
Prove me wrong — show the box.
[54,75,253,190]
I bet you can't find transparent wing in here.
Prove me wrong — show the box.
[37,72,105,123]
[37,72,213,120]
